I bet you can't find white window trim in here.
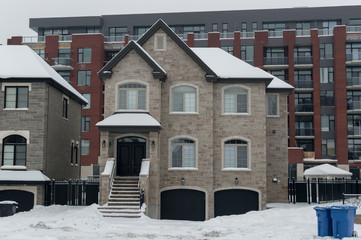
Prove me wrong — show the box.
[1,83,32,91]
[0,130,30,144]
[115,80,149,112]
[221,136,251,171]
[168,135,198,170]
[169,83,199,115]
[154,33,166,51]
[266,93,279,117]
[221,84,251,116]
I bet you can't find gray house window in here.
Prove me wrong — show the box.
[62,97,68,119]
[2,135,26,166]
[78,48,92,63]
[267,95,278,116]
[171,138,195,168]
[224,87,248,113]
[172,86,196,112]
[118,83,146,110]
[5,86,28,108]
[224,139,248,168]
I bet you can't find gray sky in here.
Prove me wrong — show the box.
[1,0,361,45]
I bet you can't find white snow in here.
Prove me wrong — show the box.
[139,159,150,176]
[0,45,87,104]
[96,113,161,127]
[133,41,166,74]
[0,170,50,182]
[303,163,353,179]
[0,201,18,205]
[101,159,114,176]
[0,202,360,239]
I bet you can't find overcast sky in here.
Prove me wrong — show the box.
[1,0,361,45]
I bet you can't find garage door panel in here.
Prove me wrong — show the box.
[214,189,258,217]
[161,189,205,221]
[0,190,34,212]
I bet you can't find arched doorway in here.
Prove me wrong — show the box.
[117,136,146,176]
[0,190,34,212]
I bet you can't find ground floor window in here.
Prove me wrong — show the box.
[2,135,26,166]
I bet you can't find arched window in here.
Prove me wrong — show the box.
[224,87,248,113]
[118,83,146,110]
[171,138,195,168]
[172,86,196,112]
[2,135,26,166]
[224,139,248,168]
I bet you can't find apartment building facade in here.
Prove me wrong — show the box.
[8,5,361,179]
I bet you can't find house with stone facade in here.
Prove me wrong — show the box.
[96,20,293,220]
[0,45,87,211]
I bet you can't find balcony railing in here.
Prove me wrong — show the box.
[347,101,361,110]
[177,33,187,40]
[268,31,283,37]
[129,35,141,41]
[346,52,361,62]
[294,56,312,65]
[51,57,72,66]
[221,32,234,39]
[22,36,45,43]
[347,77,361,86]
[348,127,361,135]
[240,32,255,38]
[193,33,207,39]
[295,104,313,112]
[296,128,314,136]
[104,36,125,43]
[59,35,72,41]
[348,151,361,160]
[263,57,288,65]
[296,30,311,36]
[319,29,333,36]
[347,26,361,33]
[294,80,313,88]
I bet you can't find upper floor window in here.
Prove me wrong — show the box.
[221,46,234,55]
[81,139,90,155]
[224,87,248,114]
[320,43,333,59]
[5,86,28,109]
[294,47,312,64]
[62,97,68,119]
[241,46,254,62]
[320,91,334,106]
[59,48,70,58]
[77,70,91,86]
[241,22,247,33]
[82,116,90,132]
[321,67,334,83]
[118,83,146,110]
[252,22,258,32]
[212,23,218,32]
[43,28,68,36]
[172,85,196,113]
[82,93,91,109]
[224,139,249,169]
[86,27,99,33]
[269,70,286,81]
[267,95,278,116]
[346,43,361,61]
[78,48,92,63]
[171,138,195,168]
[33,49,45,59]
[58,71,70,82]
[134,26,150,36]
[109,27,127,36]
[2,135,26,166]
[154,34,166,51]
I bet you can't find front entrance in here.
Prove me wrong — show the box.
[117,136,146,176]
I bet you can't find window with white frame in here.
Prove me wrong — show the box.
[2,135,26,166]
[81,139,90,155]
[267,95,278,116]
[172,86,196,113]
[118,83,146,110]
[224,87,248,113]
[5,86,28,109]
[171,138,195,168]
[224,139,248,169]
[82,93,91,109]
[154,34,166,51]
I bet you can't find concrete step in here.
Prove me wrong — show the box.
[112,183,139,187]
[99,209,142,214]
[109,197,139,202]
[111,187,140,191]
[98,205,140,210]
[102,213,141,218]
[108,202,140,207]
[111,191,140,195]
[110,194,140,198]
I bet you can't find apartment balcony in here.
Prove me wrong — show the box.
[22,36,45,43]
[294,56,313,65]
[51,58,73,71]
[347,101,361,111]
[295,104,313,113]
[348,127,361,136]
[263,57,288,69]
[104,36,125,43]
[346,52,361,63]
[347,26,361,33]
[295,128,314,136]
[294,80,313,89]
[240,32,255,39]
[348,151,361,161]
[319,29,333,36]
[296,30,311,37]
[221,32,234,39]
[59,35,72,42]
[193,33,207,39]
[347,77,361,88]
[268,31,283,37]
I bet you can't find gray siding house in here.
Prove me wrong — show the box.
[97,20,293,220]
[0,45,87,210]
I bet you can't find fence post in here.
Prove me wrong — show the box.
[52,179,55,205]
[82,180,86,206]
[343,193,345,205]
[317,178,320,204]
[307,178,310,204]
[292,177,296,204]
[288,177,290,203]
[357,179,359,196]
[140,189,144,209]
[68,179,72,205]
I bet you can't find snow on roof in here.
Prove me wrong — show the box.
[96,113,161,127]
[303,164,352,179]
[191,47,294,90]
[133,41,166,74]
[0,45,87,104]
[0,170,50,182]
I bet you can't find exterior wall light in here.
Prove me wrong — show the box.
[272,178,280,184]
[151,141,155,148]
[181,177,185,185]
[102,140,106,148]
[234,177,239,185]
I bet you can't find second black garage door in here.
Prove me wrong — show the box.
[161,189,205,221]
[214,189,259,217]
[0,190,34,212]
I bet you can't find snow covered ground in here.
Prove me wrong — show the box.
[0,202,361,240]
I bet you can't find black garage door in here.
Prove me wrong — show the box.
[161,189,205,221]
[214,189,259,217]
[0,190,34,212]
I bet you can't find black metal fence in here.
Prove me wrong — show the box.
[45,179,99,206]
[288,178,360,204]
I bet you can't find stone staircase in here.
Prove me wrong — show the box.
[98,176,143,218]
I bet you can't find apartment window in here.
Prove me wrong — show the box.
[296,139,314,151]
[252,22,258,32]
[77,70,91,86]
[172,86,196,113]
[347,91,361,110]
[224,139,248,169]
[78,48,92,63]
[59,48,70,58]
[322,20,337,34]
[4,86,28,109]
[58,71,70,82]
[224,87,248,114]
[295,93,313,112]
[135,26,150,35]
[350,19,361,26]
[171,138,195,168]
[33,49,45,59]
[348,139,361,160]
[212,23,218,32]
[346,43,361,61]
[295,116,313,136]
[268,70,286,80]
[70,142,79,165]
[62,97,68,119]
[86,27,99,33]
[288,164,297,179]
[241,46,254,62]
[183,25,205,37]
[320,43,333,59]
[322,139,335,156]
[221,46,234,55]
[118,83,146,110]
[82,116,90,132]
[321,115,335,132]
[320,67,334,83]
[296,22,311,33]
[267,95,278,116]
[74,143,79,165]
[82,93,91,109]
[109,27,128,36]
[320,91,334,106]
[347,67,361,86]
[222,23,228,38]
[2,135,26,166]
[106,51,119,62]
[264,47,286,65]
[81,139,90,155]
[263,22,285,37]
[294,47,312,64]
[294,70,312,88]
[348,115,361,136]
[241,22,247,33]
[43,28,68,36]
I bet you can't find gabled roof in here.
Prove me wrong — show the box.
[0,45,88,105]
[98,41,167,81]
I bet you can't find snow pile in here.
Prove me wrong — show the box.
[101,158,114,176]
[0,202,360,239]
[0,170,50,182]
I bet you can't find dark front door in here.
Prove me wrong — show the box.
[117,137,146,176]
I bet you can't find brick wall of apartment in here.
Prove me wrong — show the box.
[45,35,59,66]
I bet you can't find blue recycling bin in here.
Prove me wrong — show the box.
[330,205,357,239]
[314,206,333,237]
